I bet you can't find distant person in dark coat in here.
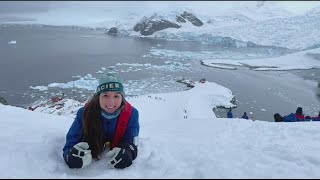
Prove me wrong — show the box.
[227,108,233,118]
[310,111,320,121]
[241,112,249,119]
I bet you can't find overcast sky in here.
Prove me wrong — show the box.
[0,1,319,15]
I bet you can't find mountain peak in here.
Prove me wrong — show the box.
[256,1,265,8]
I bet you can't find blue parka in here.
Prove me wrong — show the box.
[63,106,139,159]
[241,114,249,119]
[283,113,297,122]
[227,111,233,118]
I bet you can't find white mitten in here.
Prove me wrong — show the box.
[66,142,92,169]
[105,145,133,169]
[106,148,123,168]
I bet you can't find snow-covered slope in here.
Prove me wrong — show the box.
[30,81,235,119]
[202,47,320,71]
[1,80,320,178]
[216,1,293,21]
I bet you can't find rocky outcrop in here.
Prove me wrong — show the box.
[180,11,203,26]
[133,16,151,32]
[0,96,8,105]
[133,11,203,36]
[176,15,186,23]
[141,19,181,36]
[134,14,181,36]
[107,27,118,36]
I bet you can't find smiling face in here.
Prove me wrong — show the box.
[99,91,123,113]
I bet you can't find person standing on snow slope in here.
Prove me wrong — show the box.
[241,112,249,119]
[227,108,233,118]
[63,73,140,169]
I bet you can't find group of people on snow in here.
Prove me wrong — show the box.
[274,107,320,122]
[227,106,320,122]
[227,108,249,119]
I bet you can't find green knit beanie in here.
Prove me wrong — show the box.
[95,73,125,96]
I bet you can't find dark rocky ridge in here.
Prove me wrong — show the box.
[132,11,203,36]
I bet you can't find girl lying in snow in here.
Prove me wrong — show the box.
[63,73,140,169]
[274,108,320,122]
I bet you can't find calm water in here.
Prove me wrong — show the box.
[1,24,319,121]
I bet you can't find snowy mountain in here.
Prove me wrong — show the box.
[123,4,318,50]
[101,2,320,50]
[2,1,320,50]
[127,11,203,36]
[150,13,320,50]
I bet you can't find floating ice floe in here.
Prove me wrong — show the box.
[29,86,48,91]
[201,61,237,70]
[203,47,320,71]
[8,41,16,45]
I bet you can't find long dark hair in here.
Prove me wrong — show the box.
[81,94,126,159]
[296,107,303,115]
[82,95,104,159]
